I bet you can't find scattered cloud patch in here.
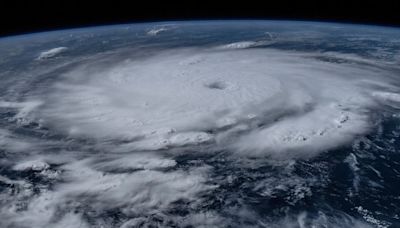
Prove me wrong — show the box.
[37,47,68,60]
[146,27,169,36]
[216,41,268,49]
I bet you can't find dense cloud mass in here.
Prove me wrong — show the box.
[33,48,397,157]
[0,21,400,228]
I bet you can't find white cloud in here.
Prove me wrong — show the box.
[0,129,34,152]
[372,91,400,103]
[27,48,399,159]
[1,156,215,228]
[234,103,370,158]
[147,27,168,36]
[0,100,42,124]
[37,47,68,60]
[216,41,269,49]
[13,159,50,171]
[145,24,178,36]
[91,152,177,171]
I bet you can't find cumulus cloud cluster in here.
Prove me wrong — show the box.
[1,151,214,228]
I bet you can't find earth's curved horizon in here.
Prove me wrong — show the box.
[0,20,400,228]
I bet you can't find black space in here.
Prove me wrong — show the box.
[1,1,400,37]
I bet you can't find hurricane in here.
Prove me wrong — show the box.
[1,21,400,228]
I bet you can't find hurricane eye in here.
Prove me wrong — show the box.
[204,81,227,90]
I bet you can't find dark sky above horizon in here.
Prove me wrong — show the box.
[1,1,400,37]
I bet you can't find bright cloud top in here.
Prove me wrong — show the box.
[37,47,68,60]
[29,47,399,158]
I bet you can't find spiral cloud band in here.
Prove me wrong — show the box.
[35,48,397,157]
